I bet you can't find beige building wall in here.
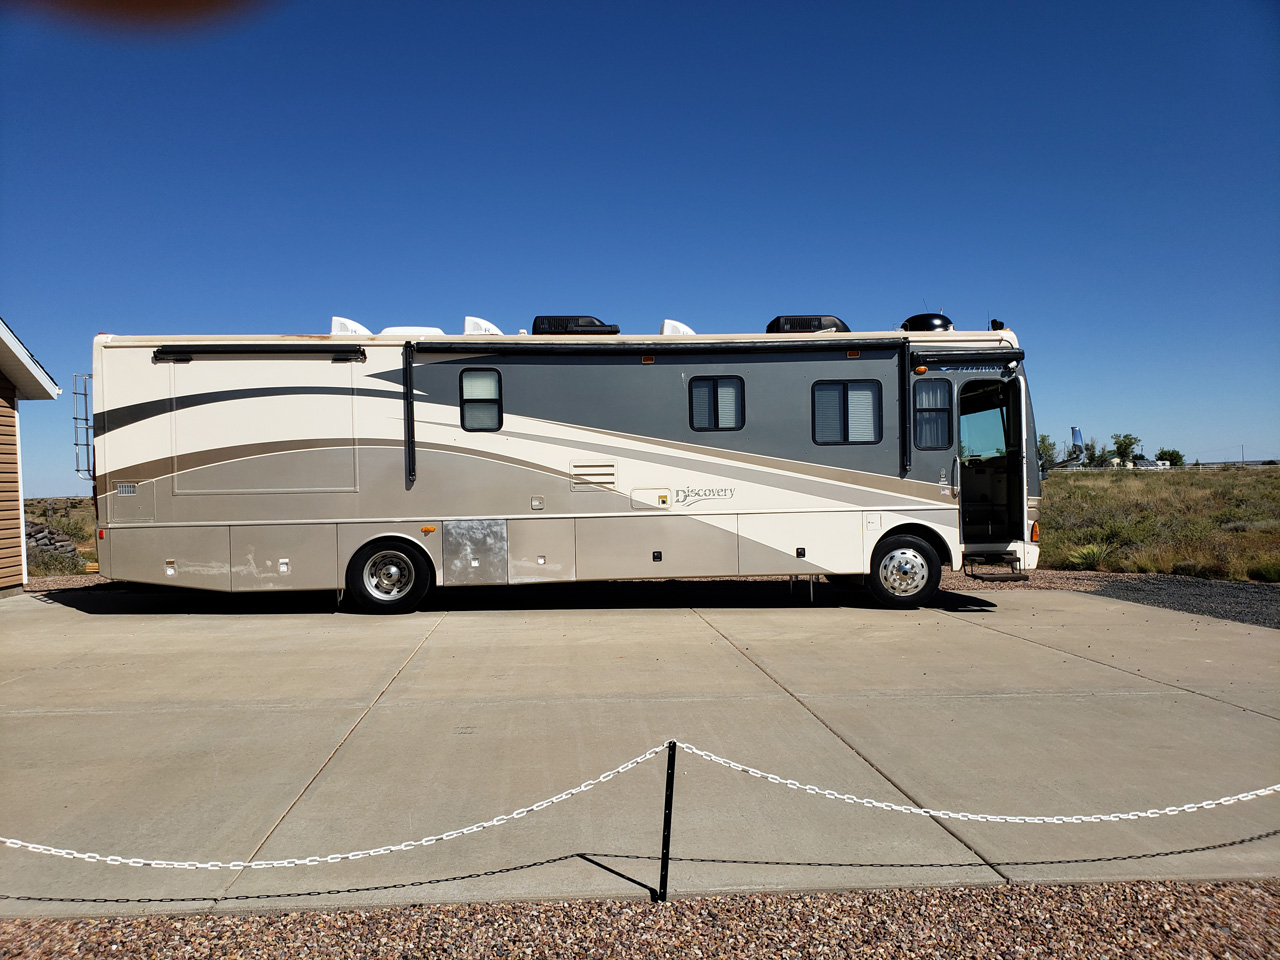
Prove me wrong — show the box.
[0,375,20,593]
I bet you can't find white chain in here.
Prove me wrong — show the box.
[4,741,1277,871]
[0,744,667,870]
[678,742,1280,824]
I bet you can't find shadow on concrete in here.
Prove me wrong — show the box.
[29,578,1002,617]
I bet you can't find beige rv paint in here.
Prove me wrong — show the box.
[575,514,739,580]
[230,523,337,591]
[738,512,864,576]
[507,518,576,583]
[107,525,231,590]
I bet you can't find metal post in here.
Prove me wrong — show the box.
[657,739,676,902]
[402,342,417,488]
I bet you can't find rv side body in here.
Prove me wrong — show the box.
[90,328,1040,606]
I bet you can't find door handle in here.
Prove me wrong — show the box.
[951,455,961,499]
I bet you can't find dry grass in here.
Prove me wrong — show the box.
[23,496,98,567]
[1040,467,1280,581]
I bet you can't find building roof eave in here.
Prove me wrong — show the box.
[0,317,60,401]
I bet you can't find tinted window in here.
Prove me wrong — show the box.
[914,379,952,449]
[812,380,881,444]
[690,376,744,431]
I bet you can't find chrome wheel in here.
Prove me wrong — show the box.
[363,550,415,601]
[877,547,929,597]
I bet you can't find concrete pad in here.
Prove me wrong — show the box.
[800,692,1280,882]
[0,706,364,910]
[696,606,1152,697]
[223,698,994,910]
[1,584,1277,917]
[942,592,1280,717]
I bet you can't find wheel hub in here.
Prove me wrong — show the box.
[365,552,414,600]
[878,548,927,596]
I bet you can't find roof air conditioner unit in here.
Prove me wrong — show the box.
[531,316,620,335]
[463,316,504,335]
[331,316,371,336]
[659,319,696,335]
[766,315,849,334]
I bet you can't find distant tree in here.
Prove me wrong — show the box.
[1037,433,1057,467]
[1156,447,1185,467]
[1134,452,1146,461]
[1083,437,1110,468]
[1111,433,1141,464]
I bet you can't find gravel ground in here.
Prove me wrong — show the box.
[2,882,1277,958]
[11,572,1277,955]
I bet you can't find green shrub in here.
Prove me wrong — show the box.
[45,515,92,542]
[1065,544,1113,570]
[27,550,86,577]
[1246,561,1280,583]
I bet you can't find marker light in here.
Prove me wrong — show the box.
[421,525,436,533]
[98,529,105,540]
[915,366,929,374]
[1031,522,1040,542]
[641,356,655,364]
[846,350,860,358]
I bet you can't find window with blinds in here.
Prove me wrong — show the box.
[913,378,953,449]
[689,376,744,431]
[812,380,881,445]
[460,368,502,432]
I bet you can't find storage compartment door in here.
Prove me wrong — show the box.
[738,512,864,575]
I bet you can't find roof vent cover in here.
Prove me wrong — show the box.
[766,315,849,334]
[902,313,954,332]
[532,316,620,335]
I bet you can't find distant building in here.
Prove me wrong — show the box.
[0,318,60,597]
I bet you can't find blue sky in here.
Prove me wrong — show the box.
[3,0,1278,495]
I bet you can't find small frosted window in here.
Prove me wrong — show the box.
[460,369,502,431]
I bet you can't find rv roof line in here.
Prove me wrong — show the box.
[412,337,909,355]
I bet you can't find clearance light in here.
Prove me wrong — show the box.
[915,366,929,374]
[846,350,860,358]
[1031,522,1040,542]
[98,529,105,540]
[641,356,655,364]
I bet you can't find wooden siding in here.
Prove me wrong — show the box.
[0,374,20,589]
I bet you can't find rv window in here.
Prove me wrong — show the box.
[460,369,502,431]
[812,380,881,444]
[689,376,744,431]
[913,379,953,449]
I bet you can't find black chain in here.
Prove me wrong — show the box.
[0,854,581,905]
[585,827,1280,869]
[2,828,1275,905]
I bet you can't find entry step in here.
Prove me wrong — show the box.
[963,552,1028,583]
[966,571,1029,582]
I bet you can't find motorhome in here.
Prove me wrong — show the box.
[82,312,1067,612]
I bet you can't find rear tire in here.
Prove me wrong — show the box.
[866,535,941,609]
[346,539,432,614]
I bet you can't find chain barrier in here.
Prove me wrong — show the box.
[677,742,1280,824]
[0,744,667,871]
[1,740,1276,873]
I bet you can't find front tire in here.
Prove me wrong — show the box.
[346,540,433,614]
[867,535,941,609]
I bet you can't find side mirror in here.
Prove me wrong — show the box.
[1046,426,1086,471]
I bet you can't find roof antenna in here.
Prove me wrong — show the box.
[922,298,929,312]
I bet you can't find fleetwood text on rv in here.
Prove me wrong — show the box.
[81,313,1071,612]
